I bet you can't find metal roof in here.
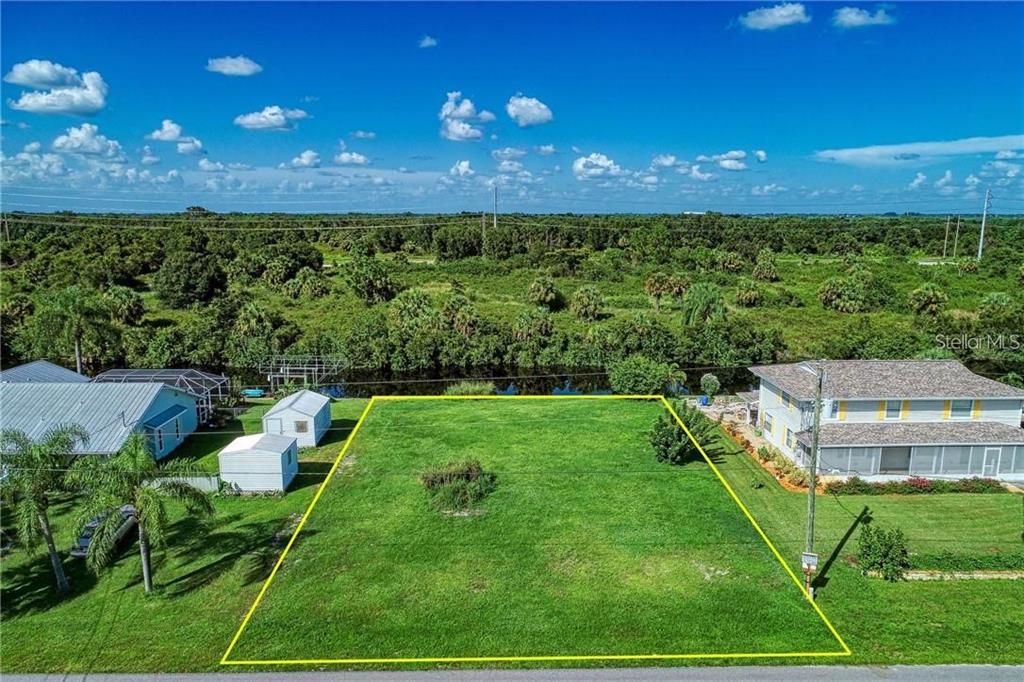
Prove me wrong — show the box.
[797,421,1024,448]
[0,383,187,455]
[263,389,330,418]
[0,360,90,384]
[221,433,296,456]
[749,360,1024,401]
[92,368,228,398]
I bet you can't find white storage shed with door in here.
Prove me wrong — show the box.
[262,389,331,448]
[218,433,298,492]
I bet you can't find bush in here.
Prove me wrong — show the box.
[420,460,496,512]
[608,355,673,395]
[528,275,561,310]
[752,248,780,282]
[443,380,495,396]
[911,551,1024,572]
[649,402,715,465]
[824,476,1006,495]
[957,259,979,276]
[569,285,604,321]
[908,283,948,317]
[857,524,910,581]
[346,256,397,305]
[700,373,721,401]
[735,278,763,307]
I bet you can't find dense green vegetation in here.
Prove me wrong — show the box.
[2,212,1022,386]
[2,398,1022,672]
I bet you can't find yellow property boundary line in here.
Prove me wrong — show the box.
[220,394,851,666]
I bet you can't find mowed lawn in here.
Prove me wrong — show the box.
[712,432,1024,665]
[226,398,842,663]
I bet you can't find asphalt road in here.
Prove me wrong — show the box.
[8,666,1024,681]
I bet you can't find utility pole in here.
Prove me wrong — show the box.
[800,361,826,597]
[481,211,486,254]
[952,215,961,258]
[976,189,992,261]
[492,185,498,232]
[942,215,950,258]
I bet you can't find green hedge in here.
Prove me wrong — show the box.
[825,476,1006,495]
[911,552,1024,572]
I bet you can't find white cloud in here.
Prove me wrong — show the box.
[995,150,1020,159]
[5,60,108,115]
[755,149,768,162]
[140,146,159,165]
[206,55,263,76]
[815,134,1024,167]
[147,119,184,141]
[438,91,489,141]
[751,183,787,196]
[850,184,864,192]
[983,160,1021,178]
[351,130,376,139]
[334,151,369,165]
[572,152,624,179]
[198,158,226,172]
[908,172,927,189]
[505,94,553,127]
[176,138,203,155]
[651,154,679,168]
[450,160,474,177]
[833,7,896,29]
[497,159,524,174]
[279,149,321,169]
[934,170,953,188]
[537,144,557,156]
[478,110,497,123]
[4,59,81,89]
[419,35,438,48]
[689,164,714,181]
[492,146,527,160]
[227,162,252,171]
[1,144,68,183]
[23,141,41,153]
[698,150,748,170]
[234,105,309,130]
[738,3,811,31]
[51,123,122,159]
[965,174,980,188]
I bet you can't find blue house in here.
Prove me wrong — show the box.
[0,382,198,459]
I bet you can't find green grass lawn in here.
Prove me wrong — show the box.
[711,430,1024,665]
[2,398,1022,673]
[224,398,842,663]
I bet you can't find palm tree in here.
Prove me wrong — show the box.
[68,434,214,593]
[644,272,670,313]
[680,282,726,326]
[28,285,111,374]
[0,425,90,593]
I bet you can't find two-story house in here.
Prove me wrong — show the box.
[748,360,1024,482]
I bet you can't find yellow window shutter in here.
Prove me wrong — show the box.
[839,401,847,421]
[972,400,981,419]
[943,400,951,419]
[901,400,910,420]
[877,401,886,420]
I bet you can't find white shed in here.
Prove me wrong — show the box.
[262,390,331,448]
[218,433,298,492]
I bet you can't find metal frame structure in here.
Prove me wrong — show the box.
[92,368,229,424]
[258,355,344,393]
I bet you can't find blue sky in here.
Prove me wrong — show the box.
[1,1,1022,214]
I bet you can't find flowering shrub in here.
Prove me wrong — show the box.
[826,476,1005,495]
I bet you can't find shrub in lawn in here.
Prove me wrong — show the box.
[420,460,497,512]
[752,248,780,282]
[649,402,715,465]
[570,285,604,321]
[857,524,910,581]
[443,380,495,396]
[911,551,1024,572]
[608,355,674,395]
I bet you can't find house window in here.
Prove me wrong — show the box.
[294,420,309,433]
[950,399,973,419]
[826,401,839,420]
[175,418,181,441]
[786,428,796,451]
[156,429,163,452]
[884,400,902,420]
[764,414,775,435]
[285,449,292,465]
